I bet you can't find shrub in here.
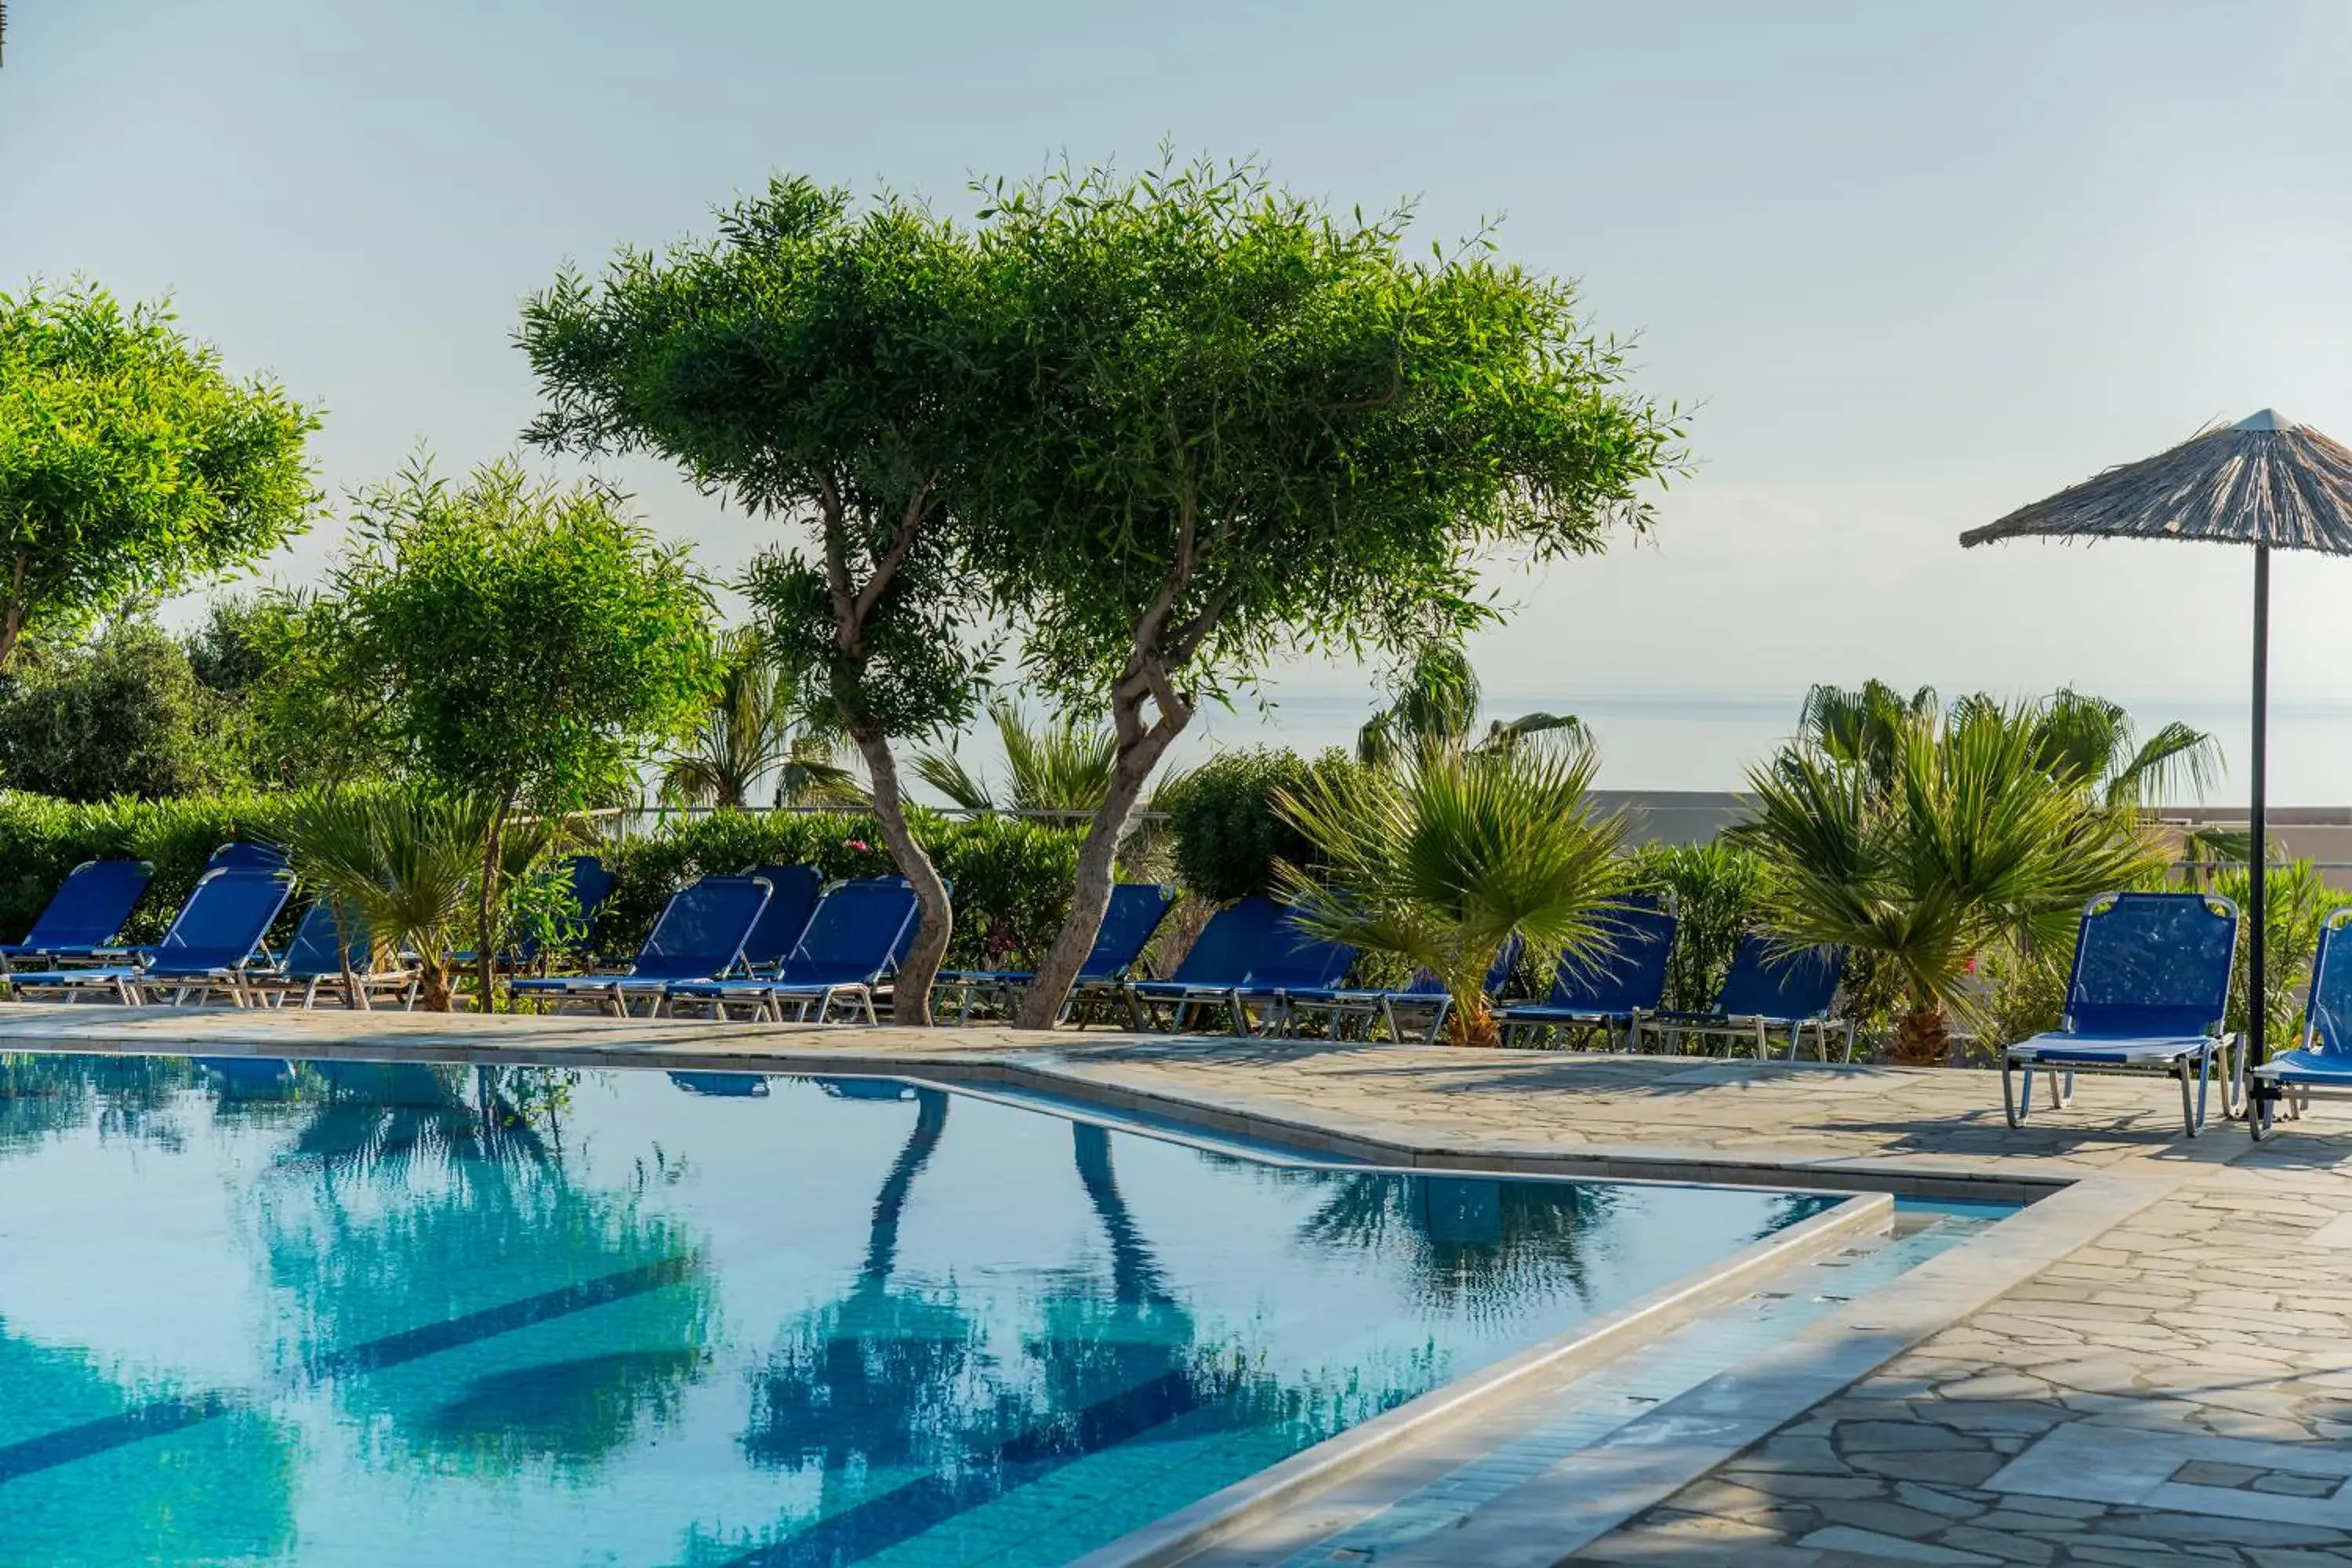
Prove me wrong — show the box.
[0,790,296,945]
[1166,748,1361,904]
[597,808,1080,971]
[1628,840,1767,1014]
[0,620,245,801]
[2209,858,2350,1051]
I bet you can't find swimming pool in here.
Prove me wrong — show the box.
[0,1052,1844,1567]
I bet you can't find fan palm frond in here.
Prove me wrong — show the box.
[1276,742,1632,1046]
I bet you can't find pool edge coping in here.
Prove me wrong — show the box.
[1058,1188,1896,1568]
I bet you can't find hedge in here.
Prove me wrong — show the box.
[0,790,297,945]
[0,794,1087,972]
[1164,747,1361,904]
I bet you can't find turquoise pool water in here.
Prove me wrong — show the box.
[0,1053,1839,1567]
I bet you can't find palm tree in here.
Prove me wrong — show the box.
[279,785,569,1011]
[1275,740,1633,1047]
[913,695,1117,815]
[1800,680,2222,810]
[659,627,860,810]
[1744,699,2167,1064]
[1357,643,1585,767]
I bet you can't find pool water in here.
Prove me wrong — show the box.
[0,1053,1841,1568]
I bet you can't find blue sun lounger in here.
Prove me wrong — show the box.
[209,841,290,871]
[2004,891,2239,1138]
[663,877,922,1024]
[6,867,299,1006]
[455,853,619,970]
[1225,909,1360,1036]
[1127,895,1281,1031]
[1280,937,1524,1043]
[1635,935,1849,1060]
[2250,906,2352,1140]
[667,1070,771,1098]
[251,901,419,1011]
[1498,900,1679,1050]
[734,864,823,973]
[0,858,154,972]
[510,875,772,1017]
[934,882,1179,1024]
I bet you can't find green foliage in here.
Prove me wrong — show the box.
[1165,748,1363,904]
[277,457,719,811]
[2208,858,2349,1049]
[276,786,506,1010]
[1742,698,2168,1062]
[1276,743,1632,1045]
[521,177,996,746]
[1627,840,1768,1014]
[0,280,320,666]
[966,154,1683,710]
[0,618,243,800]
[1800,680,2221,809]
[1357,644,1584,767]
[659,626,859,810]
[599,808,1078,971]
[0,790,295,946]
[914,696,1117,815]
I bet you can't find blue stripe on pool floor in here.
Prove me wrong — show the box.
[0,1255,697,1487]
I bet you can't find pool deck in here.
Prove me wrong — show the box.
[11,1004,2352,1566]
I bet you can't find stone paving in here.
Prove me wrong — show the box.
[6,1005,2352,1564]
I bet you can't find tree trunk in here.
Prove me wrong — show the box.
[419,960,453,1013]
[854,729,950,1026]
[1890,1001,1949,1065]
[1442,1000,1501,1049]
[1014,717,1188,1029]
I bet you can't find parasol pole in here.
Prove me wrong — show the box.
[2249,541,2270,1106]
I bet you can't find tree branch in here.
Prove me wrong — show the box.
[849,476,935,632]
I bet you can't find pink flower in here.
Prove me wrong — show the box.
[845,839,870,853]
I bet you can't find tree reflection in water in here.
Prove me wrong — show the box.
[720,1104,1399,1565]
[1295,1171,1617,1321]
[0,1051,198,1157]
[257,1059,717,1481]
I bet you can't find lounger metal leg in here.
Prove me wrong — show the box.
[2004,1054,2028,1127]
[2052,1069,2074,1109]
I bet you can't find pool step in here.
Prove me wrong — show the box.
[1180,1212,2000,1567]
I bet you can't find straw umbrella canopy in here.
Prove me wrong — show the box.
[1962,409,2352,1116]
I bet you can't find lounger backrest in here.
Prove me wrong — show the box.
[633,875,773,981]
[779,880,920,983]
[2064,891,2237,1038]
[209,841,290,871]
[1243,906,1358,989]
[1079,884,1180,982]
[1547,900,1679,1014]
[844,877,950,970]
[281,900,372,981]
[1715,935,1842,1020]
[20,858,152,949]
[2302,909,2352,1059]
[149,868,298,974]
[1165,895,1279,985]
[739,864,824,969]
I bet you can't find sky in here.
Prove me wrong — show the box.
[6,1,2352,795]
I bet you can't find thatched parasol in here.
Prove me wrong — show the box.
[1963,409,2352,1117]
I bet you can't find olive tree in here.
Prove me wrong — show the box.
[0,281,319,667]
[966,158,1684,1027]
[518,180,994,1023]
[275,457,718,1007]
